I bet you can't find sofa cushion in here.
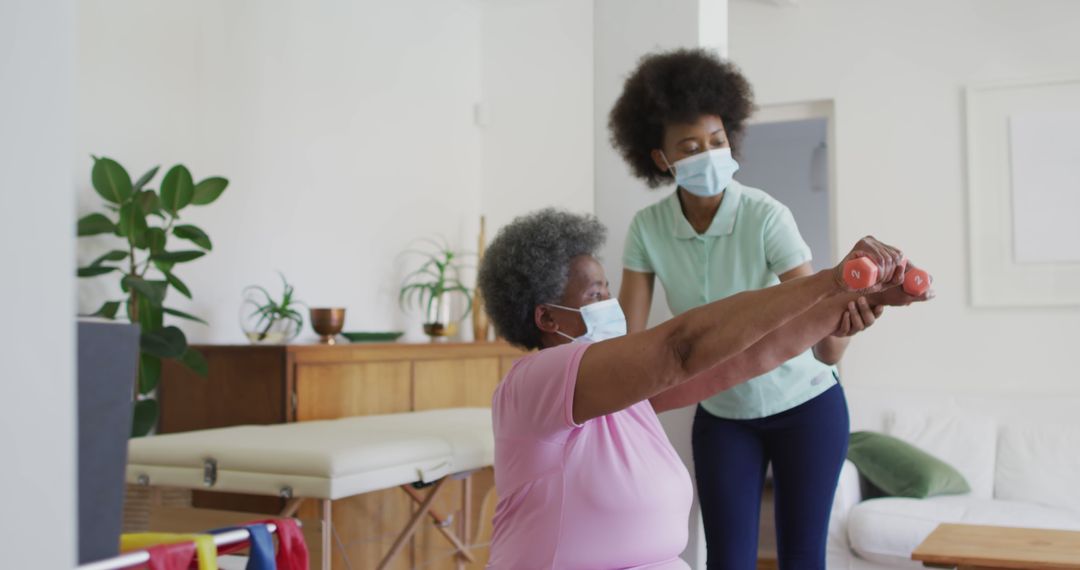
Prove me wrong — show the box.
[848,496,1080,566]
[848,431,970,498]
[886,410,997,499]
[996,422,1080,513]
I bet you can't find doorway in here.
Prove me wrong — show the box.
[738,102,835,269]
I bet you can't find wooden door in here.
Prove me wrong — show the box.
[294,361,412,420]
[410,357,501,567]
[295,359,414,569]
[412,357,500,411]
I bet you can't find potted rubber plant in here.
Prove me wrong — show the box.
[399,237,473,339]
[76,156,227,436]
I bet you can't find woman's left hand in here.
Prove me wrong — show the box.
[832,296,884,337]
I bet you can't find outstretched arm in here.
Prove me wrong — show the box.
[572,237,909,424]
[650,264,932,413]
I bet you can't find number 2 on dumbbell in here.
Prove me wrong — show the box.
[842,257,931,295]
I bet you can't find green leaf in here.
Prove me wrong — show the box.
[137,190,162,217]
[244,285,274,307]
[131,399,158,437]
[163,306,207,325]
[162,270,191,299]
[91,301,121,319]
[132,165,160,192]
[115,202,131,238]
[159,165,194,213]
[284,308,304,321]
[78,265,116,277]
[77,213,116,236]
[191,176,228,206]
[140,326,186,359]
[153,250,205,264]
[118,202,148,249]
[399,282,434,310]
[173,225,212,250]
[139,353,161,394]
[146,227,166,254]
[90,249,128,266]
[135,295,162,330]
[178,347,208,377]
[91,157,133,204]
[402,262,441,283]
[123,275,167,306]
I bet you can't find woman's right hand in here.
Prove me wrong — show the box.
[833,236,907,293]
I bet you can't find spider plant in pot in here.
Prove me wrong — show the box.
[240,273,305,344]
[399,238,473,340]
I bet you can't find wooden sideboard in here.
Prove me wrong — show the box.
[159,340,528,569]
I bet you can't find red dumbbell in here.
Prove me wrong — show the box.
[902,267,931,296]
[842,256,932,295]
[842,257,879,290]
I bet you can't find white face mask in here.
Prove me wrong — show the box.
[661,147,740,197]
[545,298,628,343]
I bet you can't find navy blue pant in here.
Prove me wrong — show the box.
[692,383,849,570]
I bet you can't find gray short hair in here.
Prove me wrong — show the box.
[478,208,607,350]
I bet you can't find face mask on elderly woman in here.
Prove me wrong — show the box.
[545,298,628,343]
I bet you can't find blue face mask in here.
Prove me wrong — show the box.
[662,147,740,197]
[545,298,628,343]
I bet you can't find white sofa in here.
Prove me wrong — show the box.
[826,386,1080,569]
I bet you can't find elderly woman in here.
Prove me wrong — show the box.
[477,209,930,569]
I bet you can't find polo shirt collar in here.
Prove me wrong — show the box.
[668,181,743,239]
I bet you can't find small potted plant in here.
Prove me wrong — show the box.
[399,237,472,340]
[240,273,305,344]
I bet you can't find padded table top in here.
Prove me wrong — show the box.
[126,407,493,500]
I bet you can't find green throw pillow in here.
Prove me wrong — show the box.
[847,431,971,498]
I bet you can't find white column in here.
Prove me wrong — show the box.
[0,0,77,568]
[593,2,727,567]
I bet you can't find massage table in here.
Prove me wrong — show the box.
[126,407,495,569]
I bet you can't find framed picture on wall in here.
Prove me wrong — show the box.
[966,76,1080,306]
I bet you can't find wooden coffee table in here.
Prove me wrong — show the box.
[912,523,1080,569]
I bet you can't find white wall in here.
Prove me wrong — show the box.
[593,2,728,567]
[77,0,485,343]
[480,0,595,237]
[729,0,1080,394]
[76,0,598,344]
[0,0,77,567]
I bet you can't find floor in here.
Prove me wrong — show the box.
[758,480,779,570]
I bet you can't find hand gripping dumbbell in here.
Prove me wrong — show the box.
[842,257,931,295]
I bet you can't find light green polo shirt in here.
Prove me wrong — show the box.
[623,180,837,420]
